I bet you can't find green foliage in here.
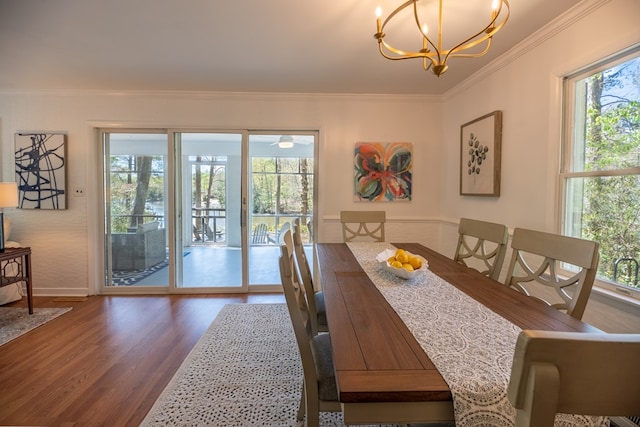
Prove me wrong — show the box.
[582,175,640,285]
[251,157,313,215]
[252,158,276,213]
[192,162,226,207]
[109,155,163,233]
[586,101,640,171]
[581,61,640,288]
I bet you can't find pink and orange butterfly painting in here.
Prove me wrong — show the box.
[353,142,412,202]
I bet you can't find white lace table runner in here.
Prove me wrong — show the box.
[346,243,607,427]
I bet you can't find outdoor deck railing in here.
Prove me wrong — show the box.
[114,209,312,245]
[113,214,165,231]
[193,207,226,242]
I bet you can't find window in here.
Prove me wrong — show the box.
[562,48,640,298]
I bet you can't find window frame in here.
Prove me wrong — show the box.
[560,46,640,302]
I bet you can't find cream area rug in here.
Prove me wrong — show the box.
[0,307,72,346]
[141,303,346,426]
[141,303,444,427]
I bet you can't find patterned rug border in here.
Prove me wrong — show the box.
[111,260,169,286]
[0,306,73,347]
[111,251,190,286]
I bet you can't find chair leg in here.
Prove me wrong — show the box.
[302,384,320,427]
[297,384,305,422]
[305,399,319,427]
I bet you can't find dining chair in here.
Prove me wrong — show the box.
[273,221,291,245]
[278,221,291,244]
[340,210,386,242]
[504,228,599,320]
[453,217,509,280]
[507,329,640,427]
[279,239,341,427]
[292,218,328,335]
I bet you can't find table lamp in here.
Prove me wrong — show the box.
[0,182,18,253]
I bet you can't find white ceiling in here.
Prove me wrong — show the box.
[0,0,581,95]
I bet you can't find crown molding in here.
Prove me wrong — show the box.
[0,87,442,103]
[444,0,611,99]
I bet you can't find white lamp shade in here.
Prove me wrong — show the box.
[0,182,19,208]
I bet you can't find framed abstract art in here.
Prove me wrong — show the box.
[460,111,502,196]
[354,142,412,202]
[15,132,67,209]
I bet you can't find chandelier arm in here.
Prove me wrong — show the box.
[411,1,440,64]
[419,37,492,64]
[448,37,493,59]
[378,39,438,64]
[423,57,433,72]
[378,0,442,64]
[380,0,415,30]
[436,0,443,53]
[377,0,438,62]
[380,40,435,72]
[443,1,509,62]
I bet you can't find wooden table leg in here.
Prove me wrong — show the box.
[25,253,33,314]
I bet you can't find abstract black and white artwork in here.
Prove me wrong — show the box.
[15,133,67,209]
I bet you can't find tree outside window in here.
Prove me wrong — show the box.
[109,155,165,233]
[251,156,314,236]
[563,50,640,293]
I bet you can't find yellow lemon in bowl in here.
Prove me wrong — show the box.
[390,260,403,269]
[395,251,409,264]
[402,263,414,272]
[408,256,422,270]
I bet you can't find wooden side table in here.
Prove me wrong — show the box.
[0,247,33,314]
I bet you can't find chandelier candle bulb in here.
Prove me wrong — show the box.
[421,25,429,52]
[488,0,499,31]
[492,0,499,15]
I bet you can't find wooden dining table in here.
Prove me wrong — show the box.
[316,242,601,425]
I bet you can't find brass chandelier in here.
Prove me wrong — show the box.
[374,0,510,77]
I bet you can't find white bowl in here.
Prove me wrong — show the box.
[376,249,428,280]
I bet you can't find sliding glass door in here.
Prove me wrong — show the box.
[101,129,316,293]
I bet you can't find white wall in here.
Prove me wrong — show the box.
[0,91,442,296]
[440,0,640,332]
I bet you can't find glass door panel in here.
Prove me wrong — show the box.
[104,132,169,288]
[248,133,315,285]
[179,133,245,290]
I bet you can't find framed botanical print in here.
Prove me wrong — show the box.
[460,111,502,196]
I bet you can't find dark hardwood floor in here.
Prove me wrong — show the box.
[0,294,285,426]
